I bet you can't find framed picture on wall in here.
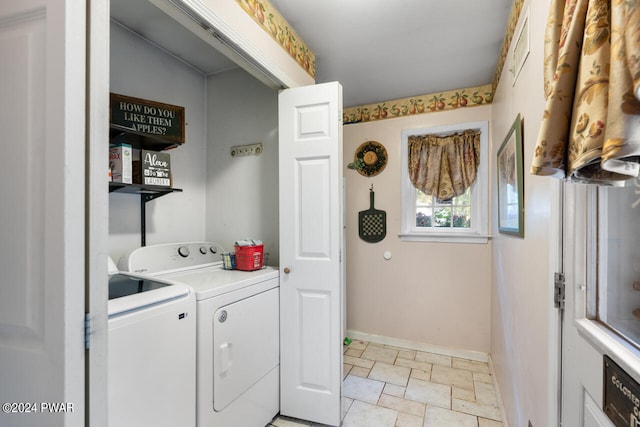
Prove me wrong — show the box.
[497,114,524,237]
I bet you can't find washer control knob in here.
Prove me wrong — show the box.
[199,246,207,255]
[178,246,190,258]
[218,310,227,322]
[210,246,218,254]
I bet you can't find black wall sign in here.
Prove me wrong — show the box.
[604,355,640,427]
[110,93,185,145]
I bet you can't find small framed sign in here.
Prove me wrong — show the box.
[110,93,185,145]
[604,355,640,427]
[134,150,172,188]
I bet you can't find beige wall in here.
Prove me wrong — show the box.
[343,106,492,354]
[490,1,557,426]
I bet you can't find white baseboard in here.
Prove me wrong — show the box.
[488,355,510,427]
[345,329,489,363]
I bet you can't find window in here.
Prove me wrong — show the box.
[400,121,489,243]
[416,187,472,229]
[588,181,640,349]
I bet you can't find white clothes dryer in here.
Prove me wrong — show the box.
[118,242,280,427]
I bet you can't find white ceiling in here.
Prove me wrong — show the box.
[111,0,513,109]
[269,0,513,107]
[110,0,239,73]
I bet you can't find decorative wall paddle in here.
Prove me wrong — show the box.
[358,185,387,243]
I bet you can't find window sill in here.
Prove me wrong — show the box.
[398,233,491,244]
[575,318,640,380]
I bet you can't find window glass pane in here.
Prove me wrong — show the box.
[416,189,431,207]
[433,207,452,227]
[416,208,432,228]
[413,188,473,230]
[455,187,472,205]
[453,207,471,228]
[596,181,640,348]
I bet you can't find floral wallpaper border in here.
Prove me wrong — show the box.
[343,84,494,124]
[235,0,316,78]
[344,0,525,124]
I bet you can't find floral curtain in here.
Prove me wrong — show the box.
[408,130,481,201]
[530,0,640,183]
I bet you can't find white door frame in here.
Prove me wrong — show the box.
[549,178,563,427]
[86,0,111,425]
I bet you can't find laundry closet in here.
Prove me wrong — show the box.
[108,0,281,262]
[107,1,344,426]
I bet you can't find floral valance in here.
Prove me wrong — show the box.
[408,130,481,201]
[530,0,640,184]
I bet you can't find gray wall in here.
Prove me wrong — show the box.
[109,22,279,263]
[205,69,280,264]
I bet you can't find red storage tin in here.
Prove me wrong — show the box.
[233,244,264,271]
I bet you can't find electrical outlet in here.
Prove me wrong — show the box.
[230,143,262,157]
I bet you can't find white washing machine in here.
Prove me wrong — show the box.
[118,242,280,427]
[107,269,196,427]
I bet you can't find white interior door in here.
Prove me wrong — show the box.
[0,1,87,426]
[561,182,640,427]
[279,81,344,426]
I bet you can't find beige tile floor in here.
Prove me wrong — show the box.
[268,340,504,427]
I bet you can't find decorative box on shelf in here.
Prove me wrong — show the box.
[109,144,132,184]
[133,150,172,188]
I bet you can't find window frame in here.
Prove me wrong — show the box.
[400,121,490,243]
[589,184,640,350]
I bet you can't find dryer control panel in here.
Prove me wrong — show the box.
[118,242,225,275]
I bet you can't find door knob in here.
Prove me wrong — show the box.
[283,267,291,274]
